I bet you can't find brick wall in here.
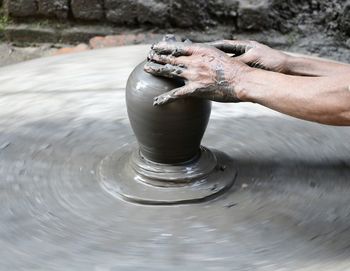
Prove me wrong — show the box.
[1,0,350,44]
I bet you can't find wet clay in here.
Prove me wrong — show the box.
[124,60,235,204]
[126,60,211,164]
[99,145,236,205]
[1,45,350,270]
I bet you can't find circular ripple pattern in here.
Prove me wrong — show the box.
[0,45,350,270]
[99,146,237,205]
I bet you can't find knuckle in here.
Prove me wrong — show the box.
[198,62,209,70]
[177,56,186,64]
[170,57,178,65]
[174,89,185,97]
[186,70,195,77]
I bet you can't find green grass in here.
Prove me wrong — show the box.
[0,9,9,33]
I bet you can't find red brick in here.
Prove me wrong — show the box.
[53,43,90,55]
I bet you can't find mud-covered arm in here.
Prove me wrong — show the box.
[238,69,350,126]
[283,53,350,77]
[145,41,250,105]
[209,40,350,77]
[145,41,350,126]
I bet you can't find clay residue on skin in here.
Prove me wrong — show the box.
[207,41,250,56]
[152,42,192,57]
[186,60,239,103]
[151,45,186,57]
[146,42,245,105]
[211,64,237,102]
[153,89,177,106]
[144,61,184,78]
[214,63,230,87]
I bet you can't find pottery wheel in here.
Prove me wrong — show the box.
[1,45,350,270]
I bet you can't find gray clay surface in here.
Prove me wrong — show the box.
[0,45,350,270]
[126,60,211,164]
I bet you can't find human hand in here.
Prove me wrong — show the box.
[208,40,289,73]
[144,41,251,106]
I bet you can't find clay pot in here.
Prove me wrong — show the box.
[126,61,211,164]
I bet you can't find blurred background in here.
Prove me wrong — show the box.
[0,0,349,66]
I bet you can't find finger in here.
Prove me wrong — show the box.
[233,53,267,70]
[153,85,193,106]
[207,40,253,55]
[246,60,267,70]
[144,62,186,79]
[148,51,189,67]
[152,41,194,56]
[233,53,252,64]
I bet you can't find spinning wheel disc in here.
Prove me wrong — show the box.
[1,45,350,270]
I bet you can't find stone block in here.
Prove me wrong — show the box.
[4,0,37,17]
[170,0,211,28]
[60,25,115,43]
[208,0,239,24]
[237,0,273,31]
[105,0,138,25]
[71,0,104,21]
[339,0,350,36]
[4,24,59,43]
[37,0,69,19]
[346,38,350,48]
[137,0,170,27]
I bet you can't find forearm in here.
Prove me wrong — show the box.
[283,53,350,77]
[237,68,350,126]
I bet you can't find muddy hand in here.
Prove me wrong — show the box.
[144,41,251,106]
[208,40,289,73]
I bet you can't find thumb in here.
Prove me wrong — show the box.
[153,85,193,106]
[234,52,267,70]
[207,40,251,56]
[233,53,253,65]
